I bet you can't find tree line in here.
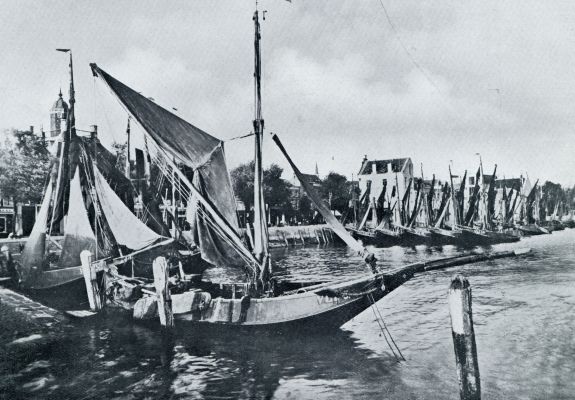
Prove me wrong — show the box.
[2,128,574,226]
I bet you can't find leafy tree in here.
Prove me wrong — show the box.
[230,161,255,214]
[321,172,350,213]
[542,181,565,216]
[298,195,313,222]
[230,162,292,224]
[0,129,51,204]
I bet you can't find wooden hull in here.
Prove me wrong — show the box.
[174,290,376,332]
[141,263,421,332]
[458,228,492,247]
[399,229,431,246]
[428,228,460,246]
[518,224,549,236]
[347,228,400,247]
[484,231,521,244]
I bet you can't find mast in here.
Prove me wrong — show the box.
[68,51,76,141]
[125,117,131,179]
[252,9,269,270]
[449,165,458,226]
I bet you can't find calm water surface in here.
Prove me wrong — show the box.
[1,230,575,399]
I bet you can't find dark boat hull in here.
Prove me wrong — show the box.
[484,231,521,244]
[428,228,460,246]
[347,228,400,247]
[399,229,431,246]
[518,224,549,236]
[458,228,492,247]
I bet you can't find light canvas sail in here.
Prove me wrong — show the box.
[94,166,163,251]
[20,176,53,285]
[58,167,97,268]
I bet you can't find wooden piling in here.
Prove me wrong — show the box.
[321,228,328,243]
[448,275,480,400]
[315,228,322,244]
[298,229,305,245]
[153,257,174,329]
[282,231,289,246]
[80,250,102,312]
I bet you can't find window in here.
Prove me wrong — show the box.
[469,177,475,185]
[0,217,5,233]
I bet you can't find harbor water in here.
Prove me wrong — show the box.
[1,229,574,399]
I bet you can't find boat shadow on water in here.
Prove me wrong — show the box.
[1,310,399,399]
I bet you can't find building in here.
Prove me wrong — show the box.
[0,194,14,239]
[357,156,414,203]
[288,171,322,211]
[48,90,68,147]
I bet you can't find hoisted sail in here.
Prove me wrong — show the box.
[94,166,164,251]
[20,176,54,284]
[90,64,244,268]
[59,167,97,268]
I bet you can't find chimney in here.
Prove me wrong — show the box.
[90,125,98,139]
[30,125,34,134]
[372,162,377,174]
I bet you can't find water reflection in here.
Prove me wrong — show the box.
[2,230,575,399]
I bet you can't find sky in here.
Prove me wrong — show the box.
[1,0,575,186]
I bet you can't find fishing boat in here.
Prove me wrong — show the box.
[17,51,204,296]
[516,179,549,236]
[84,9,408,330]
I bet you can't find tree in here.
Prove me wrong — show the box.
[321,172,350,214]
[230,162,292,224]
[230,161,255,213]
[298,195,313,222]
[0,129,51,204]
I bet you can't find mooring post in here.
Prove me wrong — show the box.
[321,228,328,243]
[282,231,289,246]
[153,257,174,329]
[299,229,305,245]
[315,228,322,244]
[80,250,102,311]
[448,275,481,400]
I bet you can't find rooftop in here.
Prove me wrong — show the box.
[358,157,411,175]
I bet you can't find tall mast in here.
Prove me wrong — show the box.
[68,51,76,141]
[449,165,458,226]
[125,117,131,179]
[252,9,269,266]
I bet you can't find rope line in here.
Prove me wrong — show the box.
[368,293,406,361]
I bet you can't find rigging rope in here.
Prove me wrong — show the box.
[368,293,406,361]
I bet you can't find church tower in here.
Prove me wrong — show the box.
[49,90,68,143]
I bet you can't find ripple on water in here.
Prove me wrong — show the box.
[2,229,575,399]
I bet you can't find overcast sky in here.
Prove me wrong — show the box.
[2,1,575,185]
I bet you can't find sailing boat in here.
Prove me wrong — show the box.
[18,51,202,294]
[516,177,548,236]
[85,9,412,329]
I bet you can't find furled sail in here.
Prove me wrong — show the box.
[59,167,97,268]
[94,166,164,251]
[272,133,366,256]
[90,64,242,267]
[464,168,481,226]
[19,176,54,285]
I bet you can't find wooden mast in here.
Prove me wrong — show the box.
[252,8,270,285]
